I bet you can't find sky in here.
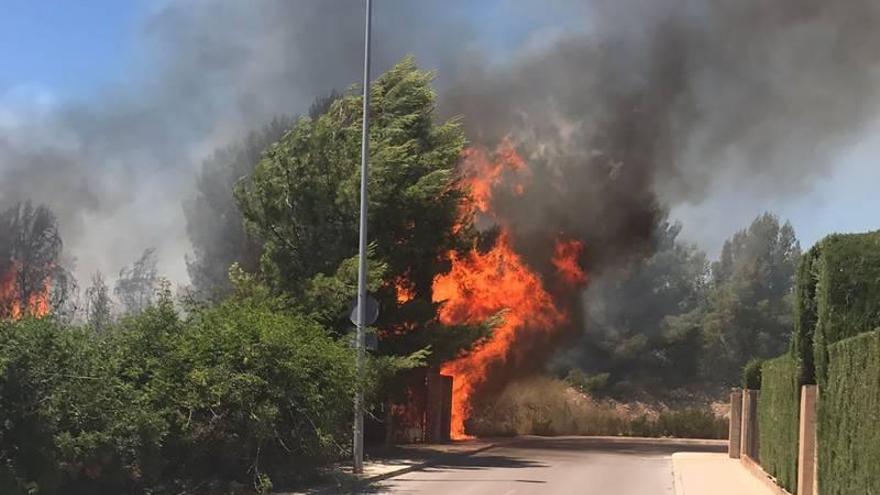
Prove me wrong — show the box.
[0,1,148,97]
[0,0,878,285]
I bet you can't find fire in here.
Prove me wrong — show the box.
[459,137,530,216]
[433,230,565,438]
[394,277,415,304]
[433,140,586,439]
[552,238,587,287]
[0,263,52,320]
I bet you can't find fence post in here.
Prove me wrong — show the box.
[741,389,760,460]
[797,385,818,495]
[729,389,743,458]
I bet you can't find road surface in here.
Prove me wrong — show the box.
[368,436,725,495]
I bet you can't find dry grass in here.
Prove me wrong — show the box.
[468,376,728,439]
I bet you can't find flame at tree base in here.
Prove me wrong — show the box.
[431,141,587,440]
[433,231,571,439]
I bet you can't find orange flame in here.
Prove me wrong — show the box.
[394,277,415,304]
[433,230,565,438]
[433,140,586,439]
[552,238,587,287]
[459,137,530,216]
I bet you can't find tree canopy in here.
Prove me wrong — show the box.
[236,57,487,367]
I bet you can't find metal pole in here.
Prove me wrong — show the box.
[354,0,372,475]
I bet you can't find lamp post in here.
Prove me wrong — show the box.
[353,0,372,475]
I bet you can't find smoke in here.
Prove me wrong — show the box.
[2,0,879,287]
[444,0,880,274]
[0,0,479,284]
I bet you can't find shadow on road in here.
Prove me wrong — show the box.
[427,453,547,471]
[356,450,548,493]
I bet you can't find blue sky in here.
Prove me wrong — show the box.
[0,1,149,97]
[0,0,576,99]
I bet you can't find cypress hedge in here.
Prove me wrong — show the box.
[757,354,801,494]
[791,231,880,384]
[792,245,821,383]
[742,358,763,390]
[819,330,880,495]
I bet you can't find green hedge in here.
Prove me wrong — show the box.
[742,358,763,390]
[792,245,821,383]
[792,231,880,384]
[757,354,801,494]
[819,330,880,495]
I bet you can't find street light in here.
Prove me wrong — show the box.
[353,0,372,475]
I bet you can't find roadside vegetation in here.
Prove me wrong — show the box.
[468,376,727,440]
[0,59,490,495]
[0,291,356,494]
[755,230,880,495]
[552,212,800,396]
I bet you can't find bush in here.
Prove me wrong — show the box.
[468,377,727,439]
[757,354,801,494]
[818,330,880,495]
[0,317,166,495]
[794,232,880,384]
[0,297,356,494]
[742,359,763,390]
[564,369,610,395]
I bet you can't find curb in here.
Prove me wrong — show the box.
[304,443,497,494]
[362,443,497,484]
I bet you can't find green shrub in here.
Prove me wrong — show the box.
[742,358,763,390]
[564,369,610,395]
[641,408,728,439]
[795,232,880,384]
[819,330,880,495]
[757,354,800,494]
[0,317,167,495]
[0,297,356,494]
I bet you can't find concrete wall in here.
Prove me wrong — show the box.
[740,389,760,461]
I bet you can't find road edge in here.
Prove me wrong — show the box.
[363,443,497,484]
[300,442,498,494]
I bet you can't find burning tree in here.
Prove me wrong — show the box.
[430,141,589,438]
[237,58,597,439]
[236,58,491,423]
[0,201,66,320]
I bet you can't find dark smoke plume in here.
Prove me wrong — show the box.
[444,0,880,274]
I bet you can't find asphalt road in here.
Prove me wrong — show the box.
[368,436,725,495]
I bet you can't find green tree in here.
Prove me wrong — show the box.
[555,218,710,393]
[184,117,294,300]
[236,57,487,367]
[85,271,113,332]
[114,248,159,315]
[699,213,800,384]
